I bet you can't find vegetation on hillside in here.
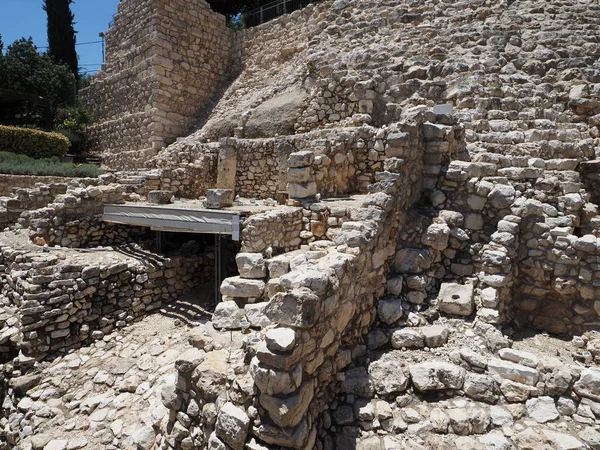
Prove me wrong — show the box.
[0,151,104,178]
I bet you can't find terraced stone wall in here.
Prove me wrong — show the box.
[0,243,212,359]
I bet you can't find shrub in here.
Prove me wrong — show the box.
[54,106,92,154]
[0,125,70,159]
[0,151,104,178]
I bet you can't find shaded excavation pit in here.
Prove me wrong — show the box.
[102,203,242,308]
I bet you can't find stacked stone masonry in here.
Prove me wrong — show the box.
[81,0,240,168]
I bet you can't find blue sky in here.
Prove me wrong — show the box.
[0,0,120,74]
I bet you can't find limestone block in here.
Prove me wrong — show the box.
[377,299,404,325]
[147,190,172,204]
[438,283,474,316]
[267,255,290,278]
[264,289,319,329]
[386,276,403,296]
[421,223,450,250]
[498,348,539,369]
[265,328,296,353]
[244,303,270,328]
[212,301,243,330]
[574,368,600,401]
[215,402,250,450]
[205,189,233,209]
[391,328,424,349]
[250,357,302,396]
[526,397,559,424]
[259,380,314,428]
[420,325,450,348]
[409,362,465,391]
[487,358,540,386]
[288,151,314,168]
[279,270,330,296]
[236,253,266,279]
[220,277,265,298]
[287,182,317,199]
[368,353,409,396]
[340,367,374,397]
[394,248,432,274]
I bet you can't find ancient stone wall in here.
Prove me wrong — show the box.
[0,176,76,197]
[0,242,211,359]
[81,0,240,169]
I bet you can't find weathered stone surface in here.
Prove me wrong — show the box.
[244,302,270,328]
[487,358,539,386]
[377,299,404,325]
[438,283,474,316]
[421,325,450,348]
[259,381,314,428]
[574,368,600,401]
[368,353,409,395]
[265,328,296,353]
[220,277,265,298]
[340,367,374,397]
[409,362,465,391]
[206,189,234,209]
[526,396,559,423]
[498,348,539,369]
[213,301,244,330]
[215,402,250,450]
[464,373,497,403]
[264,289,319,329]
[391,328,424,349]
[236,253,267,279]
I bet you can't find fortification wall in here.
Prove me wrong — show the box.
[81,0,240,169]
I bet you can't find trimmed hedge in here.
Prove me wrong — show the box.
[0,125,70,159]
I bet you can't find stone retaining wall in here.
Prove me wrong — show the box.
[0,176,76,197]
[0,243,212,359]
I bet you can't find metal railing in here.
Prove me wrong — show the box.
[245,0,318,28]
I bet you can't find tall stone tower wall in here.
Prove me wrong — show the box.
[80,0,240,169]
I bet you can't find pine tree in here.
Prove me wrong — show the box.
[43,0,78,80]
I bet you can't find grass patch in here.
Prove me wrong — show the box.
[0,151,105,178]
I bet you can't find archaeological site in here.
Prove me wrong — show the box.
[2,0,600,448]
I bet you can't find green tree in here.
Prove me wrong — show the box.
[0,38,74,128]
[43,0,78,80]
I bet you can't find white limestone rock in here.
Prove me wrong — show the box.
[526,396,559,423]
[498,348,539,368]
[215,402,250,450]
[236,253,267,279]
[220,277,265,298]
[438,283,474,316]
[368,353,409,396]
[213,301,244,330]
[574,368,600,401]
[244,303,270,328]
[265,328,296,353]
[487,358,539,386]
[409,362,465,391]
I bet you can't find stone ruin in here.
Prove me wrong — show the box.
[1,0,600,449]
